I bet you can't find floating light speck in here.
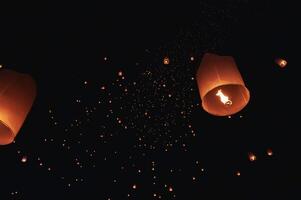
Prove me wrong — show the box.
[163,57,170,65]
[248,152,256,161]
[267,148,273,156]
[21,156,27,163]
[275,58,287,68]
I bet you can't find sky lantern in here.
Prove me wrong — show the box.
[275,58,287,68]
[248,152,256,161]
[196,53,250,116]
[163,57,170,65]
[0,69,36,145]
[267,148,273,156]
[21,156,28,163]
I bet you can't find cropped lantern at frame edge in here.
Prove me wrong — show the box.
[196,53,250,116]
[0,69,36,145]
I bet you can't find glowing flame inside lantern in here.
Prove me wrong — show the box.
[216,89,232,106]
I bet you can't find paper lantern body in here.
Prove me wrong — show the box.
[0,70,36,145]
[196,53,250,116]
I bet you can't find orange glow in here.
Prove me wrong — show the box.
[267,148,273,156]
[0,70,36,145]
[196,53,250,116]
[275,58,287,68]
[236,171,241,176]
[163,57,170,65]
[216,89,232,106]
[248,153,256,161]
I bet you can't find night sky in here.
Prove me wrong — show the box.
[0,1,299,199]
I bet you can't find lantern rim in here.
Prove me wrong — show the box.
[0,120,15,145]
[201,83,250,116]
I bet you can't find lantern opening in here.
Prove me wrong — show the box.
[202,84,249,116]
[0,120,15,145]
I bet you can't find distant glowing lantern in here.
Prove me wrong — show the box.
[163,57,170,65]
[248,152,256,161]
[0,69,36,145]
[196,53,250,116]
[275,58,287,68]
[21,156,27,163]
[267,148,273,156]
[118,71,123,76]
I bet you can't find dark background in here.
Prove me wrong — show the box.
[0,1,299,199]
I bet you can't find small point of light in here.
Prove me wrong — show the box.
[248,152,257,161]
[132,184,137,189]
[267,148,273,156]
[190,56,194,61]
[168,186,173,192]
[118,71,123,76]
[275,58,287,68]
[236,171,241,176]
[163,57,170,65]
[21,156,27,163]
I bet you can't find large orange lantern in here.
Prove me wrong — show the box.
[196,53,250,116]
[0,69,36,145]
